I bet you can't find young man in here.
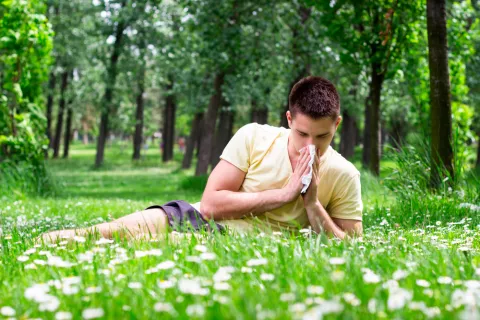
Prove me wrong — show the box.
[42,76,362,242]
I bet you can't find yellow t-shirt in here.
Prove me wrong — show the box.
[191,123,363,233]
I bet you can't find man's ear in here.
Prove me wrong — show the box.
[335,116,342,130]
[286,110,292,127]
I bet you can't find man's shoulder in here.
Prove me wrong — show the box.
[325,147,360,179]
[239,122,285,135]
[235,123,286,144]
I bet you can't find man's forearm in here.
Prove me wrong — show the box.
[201,189,292,220]
[305,201,346,239]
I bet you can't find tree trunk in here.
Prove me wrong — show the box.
[210,105,235,168]
[94,8,126,167]
[182,113,204,169]
[96,112,109,166]
[132,62,146,160]
[367,61,384,176]
[195,72,224,175]
[62,103,73,158]
[390,120,407,150]
[427,0,454,187]
[339,110,357,160]
[162,76,176,162]
[45,71,56,156]
[251,99,268,124]
[361,10,388,176]
[53,71,69,159]
[362,94,371,167]
[362,47,385,176]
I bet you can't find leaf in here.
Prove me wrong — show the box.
[1,0,13,8]
[13,83,22,98]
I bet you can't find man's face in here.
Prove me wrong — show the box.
[286,110,341,156]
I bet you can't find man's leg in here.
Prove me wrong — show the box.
[41,208,169,242]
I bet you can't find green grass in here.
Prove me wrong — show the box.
[0,142,479,319]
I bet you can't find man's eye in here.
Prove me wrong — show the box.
[299,133,307,137]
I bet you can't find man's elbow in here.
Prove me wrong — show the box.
[200,202,212,220]
[200,199,218,220]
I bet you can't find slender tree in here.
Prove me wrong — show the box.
[132,38,146,161]
[162,75,176,162]
[309,0,423,175]
[52,70,69,158]
[196,72,224,175]
[95,0,128,167]
[182,113,204,169]
[339,110,357,159]
[426,0,454,186]
[210,103,235,168]
[251,100,268,124]
[63,99,73,158]
[190,0,241,175]
[45,71,56,155]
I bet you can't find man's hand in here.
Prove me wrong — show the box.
[283,147,313,202]
[301,148,321,208]
[284,148,310,202]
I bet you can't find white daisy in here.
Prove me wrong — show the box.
[55,311,73,320]
[95,238,114,245]
[260,273,275,281]
[186,304,205,317]
[214,282,231,291]
[128,282,142,289]
[416,279,430,288]
[154,302,175,314]
[437,276,452,284]
[82,308,104,319]
[363,271,381,284]
[329,257,346,265]
[0,306,15,317]
[307,285,324,295]
[157,260,175,270]
[246,258,267,267]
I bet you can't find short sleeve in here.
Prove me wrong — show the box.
[219,124,254,172]
[326,173,363,221]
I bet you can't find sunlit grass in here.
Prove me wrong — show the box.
[0,142,478,319]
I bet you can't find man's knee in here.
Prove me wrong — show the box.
[113,208,168,234]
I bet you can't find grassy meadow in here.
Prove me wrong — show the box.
[0,142,479,319]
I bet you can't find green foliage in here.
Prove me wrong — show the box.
[447,1,479,169]
[0,159,55,198]
[384,137,433,200]
[1,111,47,162]
[0,0,54,196]
[384,133,479,226]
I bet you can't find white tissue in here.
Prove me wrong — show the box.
[300,145,316,194]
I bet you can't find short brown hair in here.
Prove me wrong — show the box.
[288,76,340,120]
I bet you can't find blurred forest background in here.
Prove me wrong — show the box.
[1,0,479,196]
